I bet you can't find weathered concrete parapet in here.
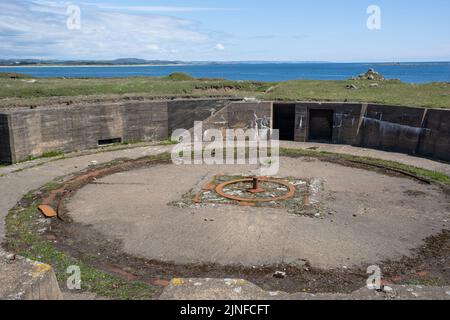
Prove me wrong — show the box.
[0,100,170,163]
[227,101,272,129]
[287,102,450,162]
[0,251,63,300]
[167,99,233,135]
[418,108,450,161]
[1,99,450,164]
[0,98,238,163]
[160,278,450,300]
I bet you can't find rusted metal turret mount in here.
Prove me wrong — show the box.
[214,176,296,204]
[248,176,266,194]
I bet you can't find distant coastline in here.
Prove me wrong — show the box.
[0,58,185,67]
[0,64,188,68]
[1,59,448,68]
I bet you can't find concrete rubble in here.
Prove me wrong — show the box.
[0,251,63,300]
[160,278,450,301]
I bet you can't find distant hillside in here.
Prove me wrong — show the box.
[0,59,337,66]
[0,58,184,66]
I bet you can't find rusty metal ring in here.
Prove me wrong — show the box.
[215,178,296,203]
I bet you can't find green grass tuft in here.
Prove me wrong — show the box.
[159,139,179,145]
[24,150,65,162]
[165,72,196,81]
[0,72,33,79]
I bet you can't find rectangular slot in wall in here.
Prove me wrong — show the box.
[98,137,122,146]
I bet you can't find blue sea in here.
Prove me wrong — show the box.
[1,62,449,83]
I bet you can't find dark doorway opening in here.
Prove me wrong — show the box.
[273,104,296,141]
[98,137,122,146]
[308,109,334,142]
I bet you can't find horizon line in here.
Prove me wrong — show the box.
[1,59,449,64]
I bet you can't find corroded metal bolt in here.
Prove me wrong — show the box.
[249,176,265,194]
[252,177,259,190]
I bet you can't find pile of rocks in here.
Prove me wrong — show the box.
[353,68,385,81]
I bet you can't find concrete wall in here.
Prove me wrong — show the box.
[167,99,232,135]
[293,102,450,162]
[227,101,272,129]
[357,104,427,155]
[0,98,236,163]
[2,100,169,162]
[417,109,450,161]
[294,102,363,144]
[1,99,449,164]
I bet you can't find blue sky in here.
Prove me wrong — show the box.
[1,0,449,62]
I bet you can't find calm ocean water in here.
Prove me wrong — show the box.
[1,62,449,83]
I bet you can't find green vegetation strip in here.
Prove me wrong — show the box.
[1,72,449,109]
[0,140,178,173]
[280,148,450,186]
[23,150,65,162]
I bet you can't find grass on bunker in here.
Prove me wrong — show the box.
[264,79,450,109]
[0,72,268,107]
[1,72,450,109]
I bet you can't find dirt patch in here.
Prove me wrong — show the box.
[48,217,449,296]
[404,189,430,197]
[380,230,450,287]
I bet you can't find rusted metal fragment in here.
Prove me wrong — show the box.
[238,202,256,207]
[202,182,216,191]
[104,264,136,281]
[193,192,203,203]
[38,205,57,218]
[41,188,65,206]
[153,279,170,287]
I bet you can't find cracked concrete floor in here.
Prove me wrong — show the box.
[66,157,450,269]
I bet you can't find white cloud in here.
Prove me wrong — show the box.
[86,4,231,13]
[215,43,225,51]
[0,0,216,59]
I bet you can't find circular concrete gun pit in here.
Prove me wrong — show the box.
[65,157,449,269]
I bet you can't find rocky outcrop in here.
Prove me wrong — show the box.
[353,68,385,81]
